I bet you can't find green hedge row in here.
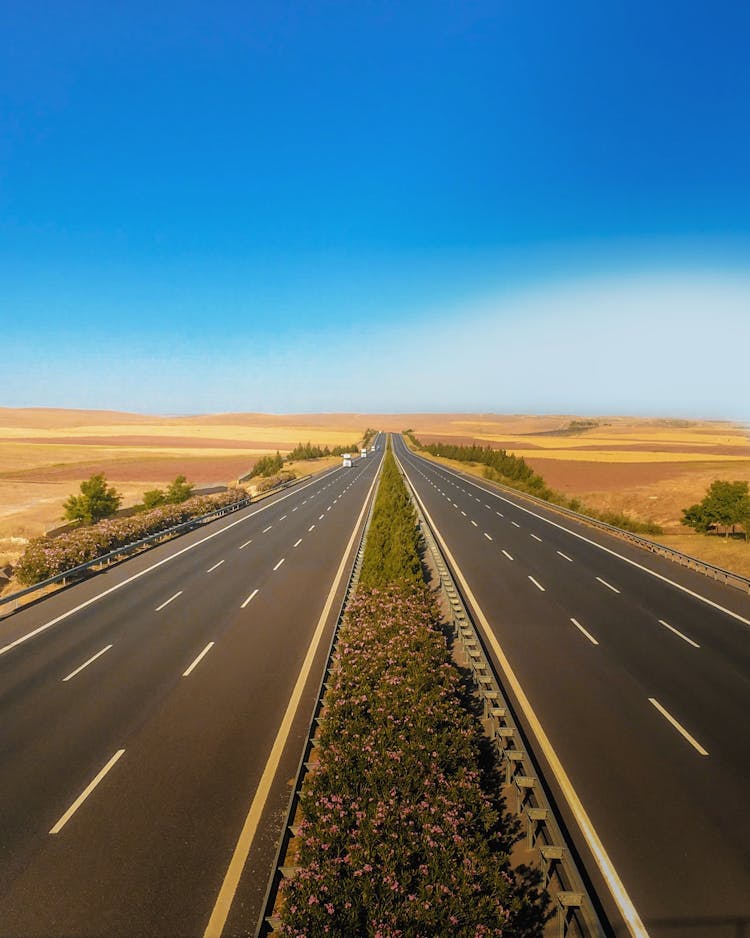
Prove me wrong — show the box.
[358,448,422,589]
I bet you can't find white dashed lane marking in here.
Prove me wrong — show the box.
[648,698,709,756]
[183,641,214,677]
[570,618,599,646]
[241,589,259,608]
[658,619,700,648]
[62,644,113,683]
[156,591,182,612]
[596,577,620,594]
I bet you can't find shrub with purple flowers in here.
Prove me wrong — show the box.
[280,444,548,936]
[14,487,248,586]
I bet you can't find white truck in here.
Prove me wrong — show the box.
[342,453,352,468]
[360,448,367,458]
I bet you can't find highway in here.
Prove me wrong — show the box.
[0,440,383,938]
[394,434,750,937]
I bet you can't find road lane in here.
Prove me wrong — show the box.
[395,434,750,937]
[0,442,383,936]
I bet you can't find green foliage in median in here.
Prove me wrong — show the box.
[359,448,422,589]
[280,585,548,937]
[280,440,548,936]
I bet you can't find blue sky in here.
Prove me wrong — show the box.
[1,1,749,417]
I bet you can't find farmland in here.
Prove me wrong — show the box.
[0,408,367,570]
[398,414,750,577]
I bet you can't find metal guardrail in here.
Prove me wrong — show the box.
[396,455,608,938]
[255,460,383,936]
[409,447,750,595]
[0,475,311,615]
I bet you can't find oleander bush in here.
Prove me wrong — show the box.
[279,445,548,937]
[255,470,297,493]
[14,487,248,586]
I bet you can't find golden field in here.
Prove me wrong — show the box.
[2,409,749,581]
[400,414,750,578]
[0,408,369,570]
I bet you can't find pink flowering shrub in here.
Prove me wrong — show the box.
[14,488,248,585]
[280,584,548,937]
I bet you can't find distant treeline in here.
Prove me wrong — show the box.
[404,431,662,536]
[250,429,379,479]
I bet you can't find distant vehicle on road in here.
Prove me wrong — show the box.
[360,448,367,458]
[370,445,375,452]
[342,453,352,468]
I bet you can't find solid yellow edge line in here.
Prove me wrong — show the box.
[202,463,380,938]
[398,449,649,938]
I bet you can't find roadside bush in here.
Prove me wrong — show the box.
[14,487,248,586]
[249,452,284,478]
[62,474,122,524]
[255,470,296,493]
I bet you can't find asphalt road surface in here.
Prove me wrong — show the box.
[394,434,750,938]
[0,439,383,937]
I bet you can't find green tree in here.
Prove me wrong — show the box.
[249,451,284,478]
[63,474,122,524]
[681,480,750,537]
[142,488,166,510]
[165,475,194,503]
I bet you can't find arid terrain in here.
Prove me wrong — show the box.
[398,413,750,577]
[2,409,749,579]
[0,409,370,570]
